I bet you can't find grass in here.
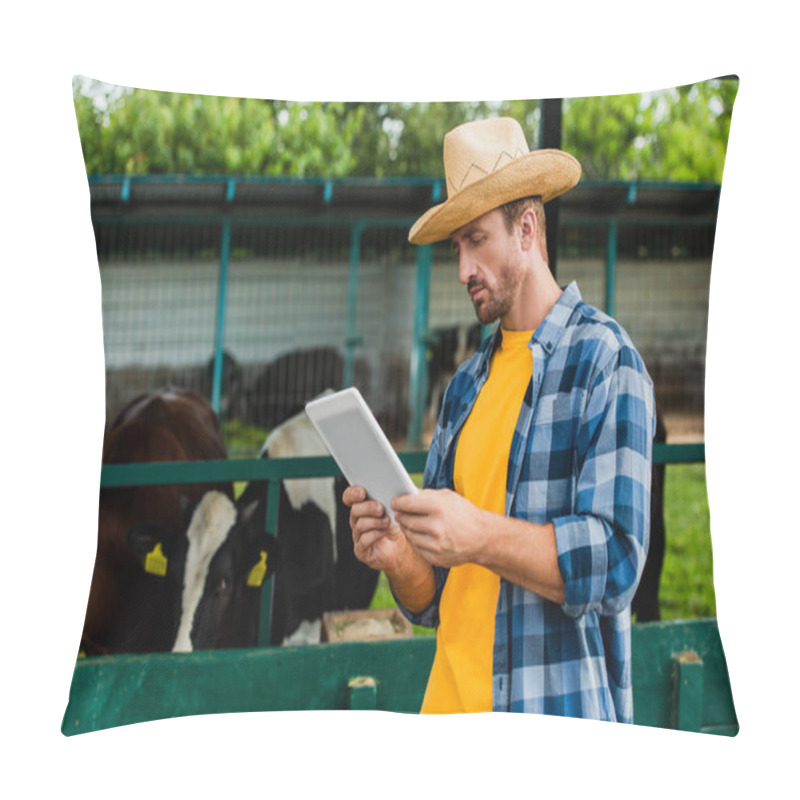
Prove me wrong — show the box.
[659,463,716,620]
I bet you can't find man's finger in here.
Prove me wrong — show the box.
[391,489,436,515]
[343,485,367,506]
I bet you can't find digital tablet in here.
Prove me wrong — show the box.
[305,387,418,522]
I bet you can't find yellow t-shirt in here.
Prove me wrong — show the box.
[420,328,534,714]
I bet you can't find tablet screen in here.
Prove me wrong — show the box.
[305,388,417,520]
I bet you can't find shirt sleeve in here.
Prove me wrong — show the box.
[391,565,449,628]
[553,345,655,619]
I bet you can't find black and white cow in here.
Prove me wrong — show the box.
[122,491,278,652]
[237,396,379,645]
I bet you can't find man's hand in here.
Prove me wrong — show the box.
[342,485,437,614]
[392,488,566,605]
[391,488,488,568]
[343,485,406,573]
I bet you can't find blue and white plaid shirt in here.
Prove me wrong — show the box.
[401,282,655,722]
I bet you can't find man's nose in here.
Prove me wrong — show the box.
[458,250,476,285]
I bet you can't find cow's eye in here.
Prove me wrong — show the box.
[216,576,230,596]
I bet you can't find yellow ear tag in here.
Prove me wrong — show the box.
[247,550,268,587]
[144,542,168,577]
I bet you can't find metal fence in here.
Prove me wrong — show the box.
[90,176,718,455]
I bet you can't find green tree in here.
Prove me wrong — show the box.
[644,80,738,182]
[73,77,737,182]
[562,92,652,180]
[560,79,737,183]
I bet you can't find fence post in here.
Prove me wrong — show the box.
[671,650,704,732]
[211,217,232,414]
[257,478,282,647]
[606,217,617,318]
[344,222,365,388]
[408,244,432,447]
[347,676,378,710]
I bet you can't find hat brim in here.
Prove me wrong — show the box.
[408,149,581,245]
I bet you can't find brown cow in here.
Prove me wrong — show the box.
[81,387,233,655]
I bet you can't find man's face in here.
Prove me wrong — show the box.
[451,208,524,326]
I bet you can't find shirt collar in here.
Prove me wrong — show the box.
[531,281,583,355]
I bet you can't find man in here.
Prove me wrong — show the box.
[344,117,655,722]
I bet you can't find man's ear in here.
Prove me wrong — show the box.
[518,207,537,252]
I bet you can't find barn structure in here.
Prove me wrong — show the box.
[89,174,718,450]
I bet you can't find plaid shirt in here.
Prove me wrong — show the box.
[401,282,655,722]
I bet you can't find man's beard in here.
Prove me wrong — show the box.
[468,258,523,325]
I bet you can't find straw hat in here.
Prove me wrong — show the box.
[408,117,581,245]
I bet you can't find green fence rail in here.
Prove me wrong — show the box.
[63,618,737,736]
[98,443,703,648]
[99,444,701,488]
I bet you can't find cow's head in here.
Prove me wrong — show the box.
[126,490,280,653]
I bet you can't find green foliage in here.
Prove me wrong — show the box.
[73,77,737,182]
[563,92,652,180]
[562,79,738,182]
[73,80,362,177]
[644,80,738,182]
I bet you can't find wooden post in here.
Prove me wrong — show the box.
[347,676,378,710]
[671,650,704,732]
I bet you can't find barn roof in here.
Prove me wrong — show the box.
[86,175,721,224]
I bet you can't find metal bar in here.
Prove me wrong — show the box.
[91,212,419,229]
[99,445,702,489]
[654,442,705,464]
[539,97,564,279]
[89,211,718,231]
[408,244,433,447]
[343,223,364,387]
[87,174,722,193]
[100,452,431,488]
[88,174,458,189]
[257,479,282,647]
[606,217,618,316]
[210,217,232,414]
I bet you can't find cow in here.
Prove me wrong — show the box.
[123,489,279,652]
[236,396,380,645]
[81,387,278,655]
[425,323,483,434]
[244,347,345,428]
